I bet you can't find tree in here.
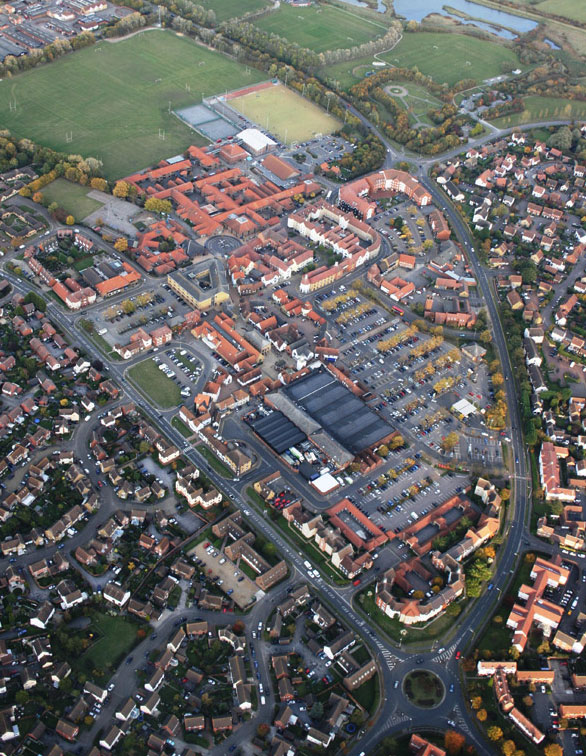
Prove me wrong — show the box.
[90,177,108,192]
[121,299,135,315]
[480,329,492,343]
[522,694,533,708]
[309,701,323,720]
[501,741,516,756]
[544,745,562,756]
[377,444,389,457]
[476,708,487,721]
[390,434,404,449]
[471,696,482,710]
[487,726,503,741]
[144,197,172,214]
[113,180,130,198]
[444,730,466,755]
[138,440,150,454]
[32,191,43,203]
[441,431,459,452]
[256,723,270,738]
[14,690,29,705]
[114,237,128,252]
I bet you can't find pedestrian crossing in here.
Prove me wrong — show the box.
[373,638,397,669]
[433,643,457,663]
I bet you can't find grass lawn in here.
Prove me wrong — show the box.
[128,357,182,408]
[76,613,139,679]
[246,487,349,585]
[0,30,263,179]
[229,84,340,144]
[200,0,271,23]
[491,95,586,128]
[352,672,379,712]
[254,3,387,52]
[40,178,103,220]
[356,588,463,646]
[196,444,234,478]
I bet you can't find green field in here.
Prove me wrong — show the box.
[380,32,522,86]
[536,0,586,22]
[41,178,103,220]
[254,3,387,52]
[491,95,586,128]
[200,0,271,23]
[0,30,263,179]
[229,83,340,143]
[128,357,182,408]
[76,613,139,679]
[322,32,522,90]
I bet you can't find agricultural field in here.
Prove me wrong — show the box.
[229,83,340,144]
[0,30,263,179]
[321,31,523,89]
[254,3,387,53]
[128,357,182,409]
[490,95,586,128]
[41,178,103,220]
[537,0,586,22]
[507,0,586,23]
[199,0,271,23]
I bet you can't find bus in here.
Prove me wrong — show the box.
[391,305,404,316]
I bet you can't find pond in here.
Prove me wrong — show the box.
[391,0,538,39]
[337,0,386,12]
[544,38,561,50]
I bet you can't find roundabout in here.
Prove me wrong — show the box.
[403,669,445,709]
[205,234,242,255]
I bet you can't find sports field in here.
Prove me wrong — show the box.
[324,31,523,89]
[0,30,263,179]
[254,3,387,53]
[228,84,340,144]
[380,32,523,86]
[42,179,103,220]
[199,0,271,23]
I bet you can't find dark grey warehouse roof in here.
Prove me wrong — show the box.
[282,367,392,455]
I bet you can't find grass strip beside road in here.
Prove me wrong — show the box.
[196,444,234,478]
[246,487,349,586]
[172,416,192,439]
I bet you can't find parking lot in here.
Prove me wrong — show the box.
[314,288,502,467]
[153,346,204,402]
[92,284,193,348]
[190,542,260,609]
[283,134,355,173]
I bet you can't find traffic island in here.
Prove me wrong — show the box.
[403,669,445,709]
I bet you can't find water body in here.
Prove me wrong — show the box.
[544,37,561,50]
[337,0,387,13]
[391,0,538,38]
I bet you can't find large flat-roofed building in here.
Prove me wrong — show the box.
[237,128,276,156]
[281,367,394,456]
[167,258,229,310]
